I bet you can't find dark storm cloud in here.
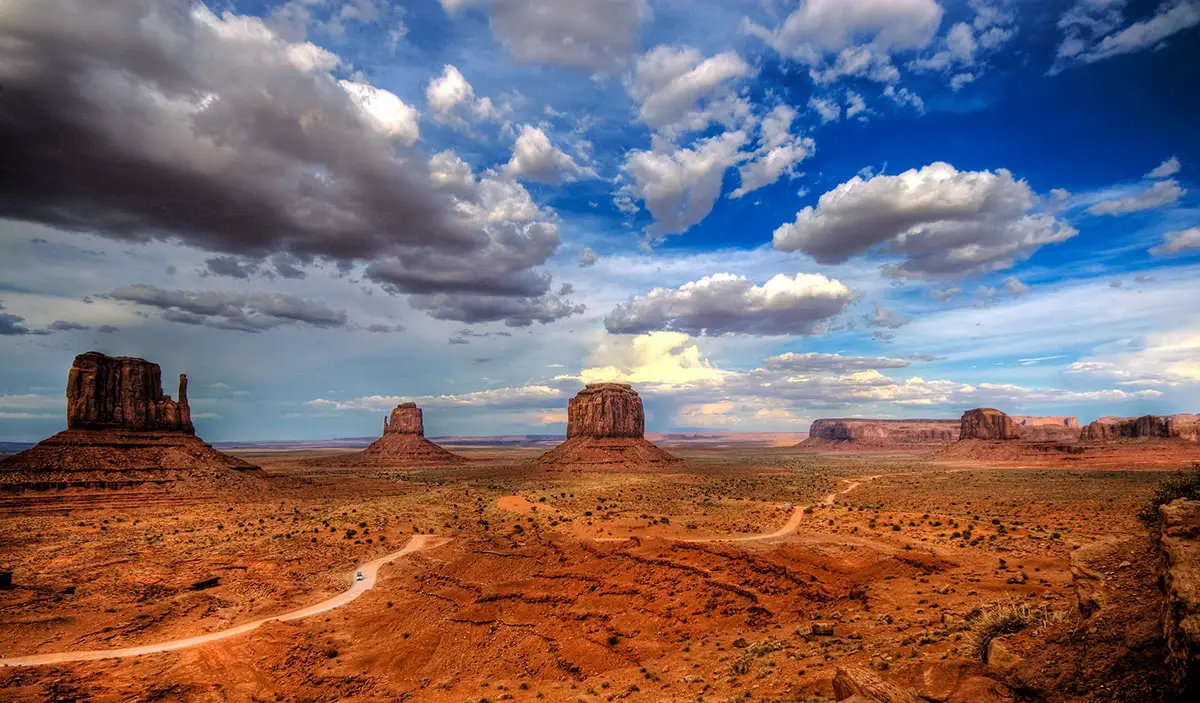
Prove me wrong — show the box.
[0,0,578,325]
[413,291,586,327]
[107,284,348,332]
[205,256,260,280]
[47,320,91,331]
[271,254,308,280]
[0,313,47,336]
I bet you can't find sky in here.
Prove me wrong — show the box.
[1,0,1198,442]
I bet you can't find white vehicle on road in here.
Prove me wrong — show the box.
[355,571,364,582]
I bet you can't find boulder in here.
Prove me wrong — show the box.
[567,383,644,438]
[802,419,959,446]
[66,351,193,433]
[960,408,1021,440]
[1070,542,1109,617]
[985,635,1024,671]
[832,666,922,702]
[1158,498,1200,693]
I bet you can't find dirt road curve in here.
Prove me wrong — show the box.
[0,534,451,668]
[588,475,879,544]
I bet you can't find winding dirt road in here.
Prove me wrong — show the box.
[0,534,451,668]
[4,473,899,668]
[580,474,880,544]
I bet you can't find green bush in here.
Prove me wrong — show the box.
[1138,465,1200,525]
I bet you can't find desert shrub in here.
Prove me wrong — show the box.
[1138,465,1200,525]
[962,602,1063,661]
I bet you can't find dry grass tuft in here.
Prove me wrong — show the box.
[962,601,1065,661]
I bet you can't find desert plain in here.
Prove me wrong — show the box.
[3,432,1198,702]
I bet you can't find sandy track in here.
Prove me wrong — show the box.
[576,474,883,544]
[0,534,451,668]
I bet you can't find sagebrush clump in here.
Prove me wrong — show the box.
[1138,465,1200,525]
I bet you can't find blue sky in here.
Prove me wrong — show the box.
[1,0,1198,441]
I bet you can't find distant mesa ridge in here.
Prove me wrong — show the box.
[801,418,960,446]
[538,383,680,467]
[0,351,261,491]
[1082,414,1200,442]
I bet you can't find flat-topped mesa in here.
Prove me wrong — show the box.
[805,419,959,445]
[66,351,193,434]
[1014,415,1079,428]
[960,408,1021,440]
[567,383,645,439]
[383,402,424,436]
[1083,414,1200,442]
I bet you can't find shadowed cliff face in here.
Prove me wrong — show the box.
[566,384,645,439]
[383,403,424,437]
[960,408,1021,440]
[66,351,193,434]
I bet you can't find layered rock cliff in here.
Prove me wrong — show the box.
[960,408,1022,440]
[958,408,1083,441]
[66,351,193,433]
[383,402,424,436]
[1157,498,1200,694]
[1084,414,1200,442]
[803,419,959,445]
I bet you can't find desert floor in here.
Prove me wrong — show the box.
[0,444,1190,702]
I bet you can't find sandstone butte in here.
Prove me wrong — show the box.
[537,383,680,468]
[355,403,465,466]
[1083,414,1200,442]
[0,351,261,491]
[307,403,466,468]
[800,418,960,446]
[957,408,1083,442]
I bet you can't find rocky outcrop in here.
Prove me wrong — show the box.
[567,383,644,439]
[311,403,465,467]
[539,384,680,468]
[66,352,193,433]
[1084,414,1200,442]
[382,402,424,436]
[832,666,922,702]
[957,408,1082,442]
[803,419,959,446]
[0,352,261,491]
[1158,498,1200,694]
[960,408,1021,440]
